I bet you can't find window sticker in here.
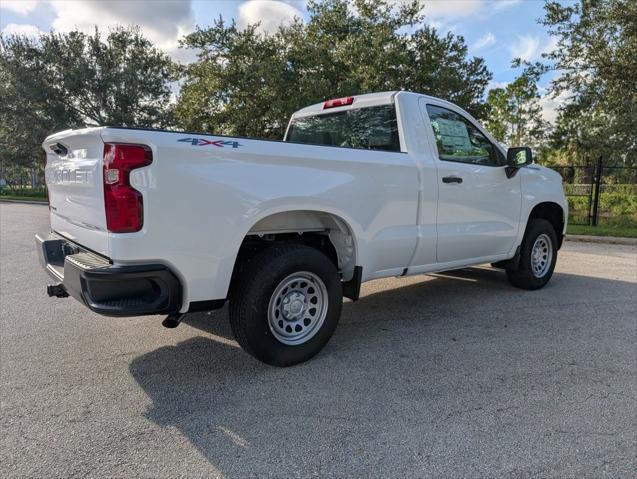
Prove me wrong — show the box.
[432,118,472,153]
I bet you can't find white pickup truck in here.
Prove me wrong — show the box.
[36,91,567,366]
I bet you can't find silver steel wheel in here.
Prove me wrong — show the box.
[531,233,553,278]
[267,271,329,346]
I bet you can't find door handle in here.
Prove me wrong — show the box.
[442,176,463,184]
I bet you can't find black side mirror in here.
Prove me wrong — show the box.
[505,147,533,178]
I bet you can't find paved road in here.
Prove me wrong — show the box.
[1,203,636,478]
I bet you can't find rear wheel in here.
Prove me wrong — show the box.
[229,245,343,366]
[506,218,558,290]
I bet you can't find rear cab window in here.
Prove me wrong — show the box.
[286,105,401,152]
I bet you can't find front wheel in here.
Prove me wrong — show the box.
[506,218,558,290]
[229,245,343,366]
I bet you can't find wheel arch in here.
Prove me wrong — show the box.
[232,209,360,286]
[526,201,565,249]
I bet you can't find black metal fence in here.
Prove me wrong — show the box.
[552,157,637,227]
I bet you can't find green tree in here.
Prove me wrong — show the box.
[176,0,492,138]
[0,27,177,181]
[484,74,548,149]
[526,0,637,165]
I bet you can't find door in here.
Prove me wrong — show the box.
[421,101,521,263]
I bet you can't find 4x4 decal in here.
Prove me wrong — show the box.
[178,138,242,148]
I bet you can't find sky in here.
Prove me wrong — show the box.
[0,0,567,122]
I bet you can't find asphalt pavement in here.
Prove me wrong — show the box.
[1,202,635,478]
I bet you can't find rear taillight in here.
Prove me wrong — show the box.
[323,96,354,109]
[103,143,152,233]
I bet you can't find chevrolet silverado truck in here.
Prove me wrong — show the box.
[36,91,567,366]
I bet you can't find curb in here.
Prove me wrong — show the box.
[565,234,637,246]
[0,199,48,205]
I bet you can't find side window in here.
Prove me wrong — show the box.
[425,104,503,166]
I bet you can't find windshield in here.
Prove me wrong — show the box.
[286,104,401,152]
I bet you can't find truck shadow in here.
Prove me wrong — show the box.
[180,266,512,341]
[128,267,636,476]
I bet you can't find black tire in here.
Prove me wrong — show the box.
[229,244,343,366]
[506,218,558,290]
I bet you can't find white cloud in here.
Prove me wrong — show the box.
[2,22,44,37]
[396,0,523,32]
[237,0,303,34]
[0,0,38,15]
[473,32,496,51]
[541,36,559,57]
[49,0,194,59]
[508,35,541,62]
[492,0,522,10]
[400,0,522,26]
[422,0,484,20]
[539,89,571,124]
[508,35,559,63]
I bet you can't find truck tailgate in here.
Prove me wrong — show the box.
[43,128,109,256]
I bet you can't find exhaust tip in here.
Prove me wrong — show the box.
[47,283,69,298]
[162,313,185,329]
